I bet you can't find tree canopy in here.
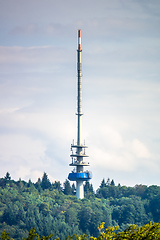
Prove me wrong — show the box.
[0,173,160,239]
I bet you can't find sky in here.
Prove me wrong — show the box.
[0,0,160,190]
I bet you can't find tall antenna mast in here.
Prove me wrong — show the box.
[77,29,82,147]
[68,30,92,199]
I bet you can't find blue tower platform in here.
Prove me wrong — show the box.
[68,171,92,181]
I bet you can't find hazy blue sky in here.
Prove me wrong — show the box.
[0,0,160,189]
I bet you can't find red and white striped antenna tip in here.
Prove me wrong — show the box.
[78,29,81,51]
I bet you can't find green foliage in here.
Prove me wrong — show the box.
[0,230,10,240]
[4,173,11,181]
[0,175,160,239]
[94,222,160,240]
[52,181,62,192]
[1,222,160,240]
[63,180,72,195]
[84,182,94,199]
[0,228,54,240]
[41,173,51,190]
[99,179,106,189]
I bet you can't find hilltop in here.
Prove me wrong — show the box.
[0,172,160,239]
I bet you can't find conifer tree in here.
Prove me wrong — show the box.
[5,172,11,180]
[100,178,106,188]
[41,172,51,190]
[63,179,72,195]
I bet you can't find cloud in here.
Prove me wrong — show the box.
[88,124,151,172]
[10,23,70,38]
[0,45,71,67]
[0,0,160,189]
[11,24,39,36]
[0,134,46,178]
[132,139,150,159]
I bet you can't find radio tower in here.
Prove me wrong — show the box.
[68,30,92,199]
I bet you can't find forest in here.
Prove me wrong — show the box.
[0,172,160,239]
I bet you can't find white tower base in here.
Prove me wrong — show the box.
[76,181,84,199]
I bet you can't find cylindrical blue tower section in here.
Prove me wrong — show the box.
[68,171,92,181]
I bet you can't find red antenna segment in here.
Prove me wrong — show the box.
[78,29,81,51]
